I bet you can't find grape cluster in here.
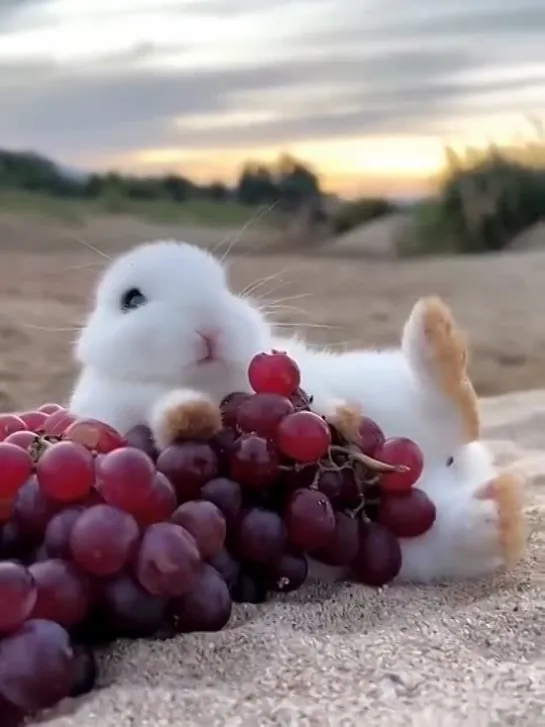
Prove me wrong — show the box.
[0,351,436,723]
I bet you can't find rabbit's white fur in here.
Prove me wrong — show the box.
[69,240,525,585]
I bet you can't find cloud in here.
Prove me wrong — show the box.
[0,0,545,171]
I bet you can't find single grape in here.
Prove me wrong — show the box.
[36,441,95,502]
[18,411,49,433]
[0,415,27,442]
[267,552,308,592]
[236,392,294,440]
[44,506,85,560]
[376,438,424,494]
[0,444,32,499]
[171,500,226,560]
[132,472,177,527]
[248,351,301,397]
[355,417,386,456]
[336,468,361,509]
[0,562,37,633]
[228,433,279,489]
[28,559,90,628]
[285,488,335,552]
[3,430,37,450]
[219,391,252,428]
[169,564,232,633]
[156,442,218,501]
[125,424,159,462]
[0,521,29,562]
[0,619,74,712]
[70,504,140,577]
[379,488,436,538]
[351,521,402,587]
[95,446,156,514]
[98,573,168,638]
[316,469,344,503]
[69,643,97,698]
[0,694,25,726]
[63,418,127,454]
[135,522,202,597]
[12,476,62,541]
[38,403,63,415]
[207,548,240,592]
[200,477,242,525]
[43,410,77,437]
[234,508,286,564]
[231,571,268,604]
[313,512,359,566]
[277,411,332,463]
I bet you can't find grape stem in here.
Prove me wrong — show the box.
[329,445,409,473]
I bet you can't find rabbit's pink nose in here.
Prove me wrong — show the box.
[197,331,218,362]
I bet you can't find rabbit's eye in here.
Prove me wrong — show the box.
[446,456,454,467]
[120,288,147,312]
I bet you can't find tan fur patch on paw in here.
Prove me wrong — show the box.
[327,403,362,442]
[420,296,480,442]
[163,399,222,444]
[477,471,527,568]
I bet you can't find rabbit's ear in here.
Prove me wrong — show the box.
[401,296,480,442]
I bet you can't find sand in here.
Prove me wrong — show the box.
[39,389,544,727]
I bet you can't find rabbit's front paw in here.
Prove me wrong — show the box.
[149,389,222,450]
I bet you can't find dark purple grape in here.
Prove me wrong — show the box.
[234,508,286,564]
[316,469,344,502]
[355,417,386,456]
[267,552,308,592]
[124,424,159,462]
[0,521,30,562]
[237,393,294,440]
[0,561,37,633]
[156,442,218,501]
[337,468,361,509]
[99,573,167,638]
[207,548,240,592]
[200,477,242,525]
[69,643,97,697]
[12,476,62,541]
[229,434,280,489]
[28,559,90,629]
[351,521,402,587]
[285,489,335,552]
[171,500,226,560]
[313,512,359,566]
[379,488,436,538]
[231,571,268,604]
[169,564,232,633]
[43,507,84,560]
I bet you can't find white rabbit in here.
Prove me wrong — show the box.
[69,240,526,584]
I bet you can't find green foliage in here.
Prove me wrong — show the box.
[401,143,545,256]
[332,197,396,235]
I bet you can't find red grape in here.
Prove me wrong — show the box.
[12,476,62,540]
[36,441,95,502]
[0,415,27,442]
[44,506,85,560]
[18,411,48,432]
[171,501,226,560]
[356,416,386,456]
[132,472,177,527]
[236,392,294,440]
[313,512,359,566]
[228,433,279,489]
[219,392,252,428]
[0,619,74,712]
[156,442,218,501]
[0,443,32,499]
[375,437,424,494]
[207,548,240,592]
[266,552,308,592]
[135,522,202,597]
[200,477,242,524]
[63,418,127,454]
[285,488,335,551]
[169,563,232,633]
[95,446,155,514]
[69,644,97,698]
[277,411,331,463]
[4,430,37,450]
[98,573,167,638]
[70,504,140,577]
[43,410,77,437]
[379,488,436,538]
[248,351,301,397]
[0,562,37,633]
[352,521,402,587]
[28,559,90,628]
[234,508,286,564]
[38,403,63,415]
[125,424,159,462]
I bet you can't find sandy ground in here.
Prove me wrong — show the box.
[0,216,544,725]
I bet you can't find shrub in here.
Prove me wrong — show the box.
[332,197,396,235]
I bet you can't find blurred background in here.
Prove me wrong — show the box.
[1,0,545,410]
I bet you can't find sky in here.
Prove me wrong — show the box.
[1,0,545,197]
